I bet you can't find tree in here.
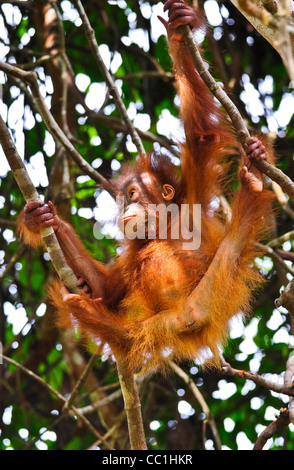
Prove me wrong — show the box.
[0,0,294,451]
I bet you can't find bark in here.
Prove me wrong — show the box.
[230,0,294,61]
[0,115,79,294]
[116,361,147,450]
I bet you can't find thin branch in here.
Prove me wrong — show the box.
[181,25,294,201]
[92,114,181,159]
[0,0,34,9]
[256,242,294,276]
[0,354,112,449]
[268,229,294,248]
[116,361,147,450]
[63,351,100,413]
[272,181,294,221]
[275,248,294,264]
[253,408,290,450]
[276,279,294,319]
[238,0,280,29]
[0,115,79,294]
[276,0,294,81]
[88,411,126,450]
[0,218,17,228]
[77,368,153,415]
[1,354,65,400]
[230,0,294,55]
[68,73,180,158]
[19,52,61,70]
[116,71,174,81]
[0,243,26,281]
[284,351,294,423]
[170,361,222,450]
[238,0,294,37]
[49,0,73,138]
[221,357,294,397]
[73,0,145,157]
[0,61,106,185]
[78,387,123,416]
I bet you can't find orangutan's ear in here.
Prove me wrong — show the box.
[162,184,175,201]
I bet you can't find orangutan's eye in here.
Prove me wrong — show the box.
[127,187,137,200]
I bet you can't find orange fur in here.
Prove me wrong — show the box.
[17,210,42,248]
[18,6,276,372]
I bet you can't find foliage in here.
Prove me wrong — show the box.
[0,0,293,451]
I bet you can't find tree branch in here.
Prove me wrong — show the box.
[0,353,112,449]
[277,0,294,81]
[170,361,222,450]
[181,25,294,200]
[253,408,290,450]
[221,357,294,397]
[268,229,294,248]
[0,0,33,9]
[73,0,146,157]
[0,115,79,294]
[256,242,294,276]
[0,243,26,281]
[0,61,106,185]
[62,351,101,413]
[284,351,294,423]
[230,0,294,58]
[276,279,294,318]
[92,114,180,159]
[116,361,147,450]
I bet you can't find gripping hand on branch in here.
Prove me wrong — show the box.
[23,200,60,234]
[158,0,200,42]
